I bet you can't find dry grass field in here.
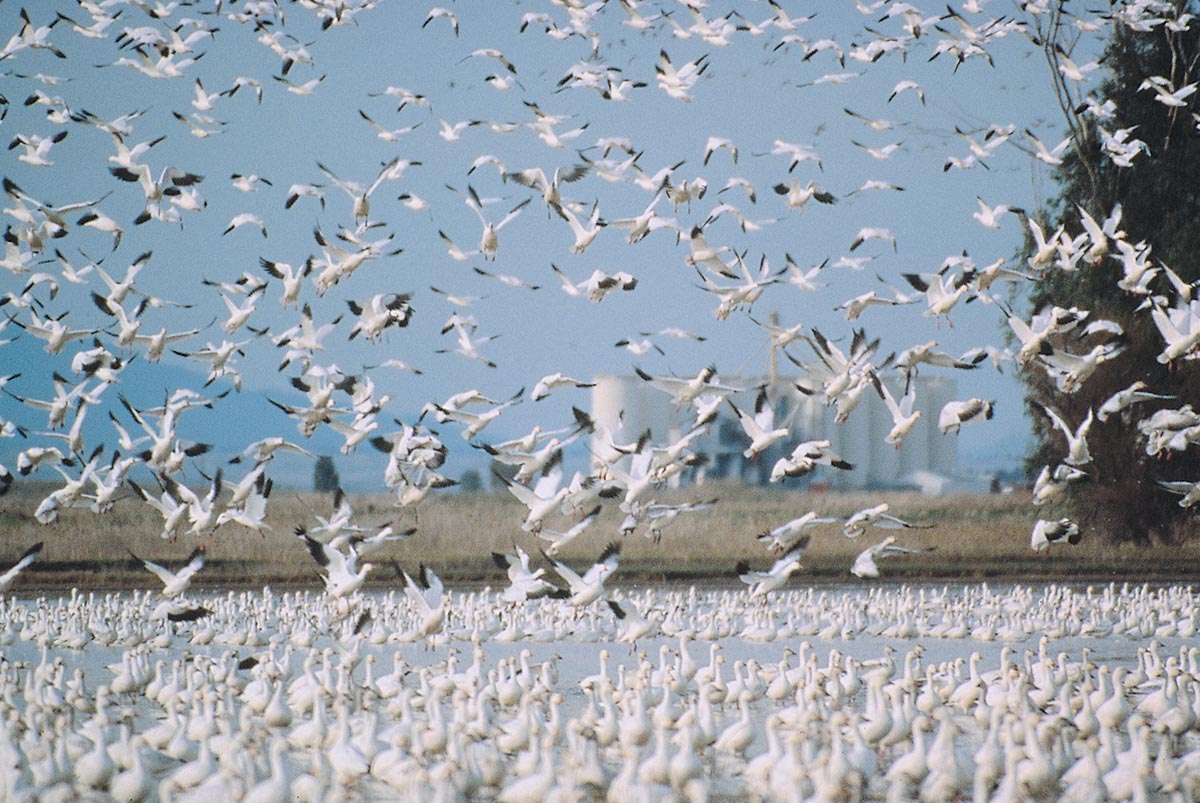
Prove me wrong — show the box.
[2,483,1198,592]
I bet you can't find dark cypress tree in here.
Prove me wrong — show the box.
[313,455,340,494]
[1017,2,1200,544]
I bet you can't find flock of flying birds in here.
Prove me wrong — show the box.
[0,0,1198,605]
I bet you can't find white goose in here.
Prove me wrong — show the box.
[737,535,810,598]
[938,398,994,434]
[300,532,372,598]
[756,512,840,553]
[726,387,789,460]
[851,536,934,578]
[871,373,921,448]
[1039,403,1094,466]
[130,547,206,598]
[0,541,42,593]
[842,502,930,539]
[543,541,621,606]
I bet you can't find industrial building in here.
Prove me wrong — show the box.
[589,372,958,491]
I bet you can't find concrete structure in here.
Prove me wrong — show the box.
[589,373,958,490]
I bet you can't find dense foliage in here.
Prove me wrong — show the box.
[1020,1,1200,543]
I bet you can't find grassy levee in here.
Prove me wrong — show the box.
[2,482,1198,592]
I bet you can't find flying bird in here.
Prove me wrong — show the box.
[0,542,43,593]
[129,547,206,598]
[851,536,935,578]
[737,535,810,598]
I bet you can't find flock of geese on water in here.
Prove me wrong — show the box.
[5,582,1200,801]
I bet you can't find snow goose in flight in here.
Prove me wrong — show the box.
[0,542,42,593]
[607,192,678,244]
[505,163,589,214]
[1032,463,1088,507]
[773,179,836,214]
[871,373,921,448]
[851,536,935,578]
[285,182,326,210]
[634,365,741,409]
[431,387,520,438]
[737,535,810,598]
[1030,518,1081,554]
[1148,296,1200,364]
[535,504,602,557]
[938,398,994,435]
[551,264,637,302]
[497,469,571,533]
[273,73,325,95]
[608,594,659,651]
[422,7,459,35]
[259,257,312,308]
[972,197,1025,229]
[214,473,273,536]
[900,270,974,324]
[346,293,413,343]
[552,200,605,253]
[223,211,267,236]
[693,252,784,319]
[480,435,571,484]
[1035,341,1124,393]
[435,318,500,369]
[1097,381,1174,423]
[888,79,925,104]
[757,512,840,554]
[524,100,590,148]
[329,522,415,558]
[1022,127,1070,165]
[893,340,983,389]
[532,372,596,401]
[9,129,69,167]
[770,439,854,482]
[317,158,399,224]
[842,503,931,539]
[1156,478,1200,509]
[764,138,823,172]
[1137,74,1197,107]
[636,497,717,543]
[543,541,621,607]
[12,309,104,355]
[727,387,789,460]
[356,109,420,142]
[493,543,565,604]
[469,266,537,291]
[402,563,447,641]
[835,289,904,321]
[438,118,486,142]
[655,49,709,102]
[1039,404,1094,467]
[127,479,189,540]
[130,547,206,598]
[301,531,373,599]
[703,136,738,166]
[450,184,530,261]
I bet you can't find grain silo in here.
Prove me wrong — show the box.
[589,372,959,491]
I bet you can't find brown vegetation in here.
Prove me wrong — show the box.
[1,484,1197,593]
